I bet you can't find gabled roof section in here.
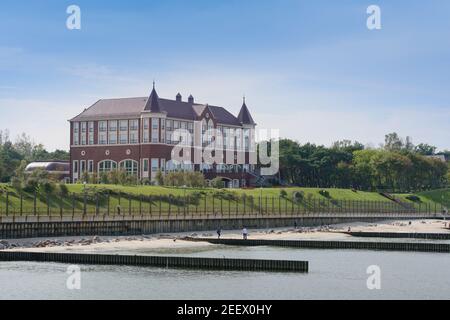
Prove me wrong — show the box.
[237,98,256,125]
[70,86,253,127]
[143,84,161,113]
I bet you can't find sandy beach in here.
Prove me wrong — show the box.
[1,219,449,254]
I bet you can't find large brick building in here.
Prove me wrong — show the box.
[69,85,257,187]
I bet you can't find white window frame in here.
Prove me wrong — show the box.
[88,160,94,173]
[151,158,159,172]
[98,160,117,173]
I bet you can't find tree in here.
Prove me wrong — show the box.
[415,143,437,156]
[384,132,404,151]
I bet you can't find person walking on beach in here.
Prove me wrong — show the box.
[242,227,248,240]
[217,228,221,239]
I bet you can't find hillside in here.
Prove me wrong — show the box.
[0,183,447,216]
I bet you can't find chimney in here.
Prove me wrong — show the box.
[176,93,182,102]
[188,94,194,104]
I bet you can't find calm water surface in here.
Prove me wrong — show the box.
[1,246,449,299]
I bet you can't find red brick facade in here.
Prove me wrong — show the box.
[70,87,257,187]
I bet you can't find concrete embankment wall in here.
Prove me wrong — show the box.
[0,216,423,239]
[0,251,308,273]
[187,238,450,253]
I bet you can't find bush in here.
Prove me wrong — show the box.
[10,177,22,191]
[212,190,238,201]
[279,189,287,198]
[155,170,164,186]
[40,179,56,194]
[319,189,331,198]
[292,191,304,203]
[99,172,109,184]
[406,195,422,202]
[59,183,69,197]
[211,177,225,189]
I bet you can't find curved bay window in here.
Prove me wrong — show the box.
[119,159,138,175]
[98,160,117,173]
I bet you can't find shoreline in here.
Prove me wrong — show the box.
[0,219,449,254]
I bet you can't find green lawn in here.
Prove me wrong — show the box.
[394,189,450,211]
[0,183,447,216]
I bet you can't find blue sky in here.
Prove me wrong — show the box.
[0,0,449,151]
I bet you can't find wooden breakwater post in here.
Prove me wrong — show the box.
[0,251,308,273]
[345,231,450,240]
[184,238,450,253]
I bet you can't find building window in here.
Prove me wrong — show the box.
[99,132,107,145]
[244,129,250,151]
[88,160,94,173]
[160,159,166,172]
[109,120,117,132]
[119,132,128,144]
[80,160,86,174]
[174,121,179,129]
[73,160,78,174]
[166,119,173,130]
[88,133,94,145]
[109,132,117,144]
[129,131,138,144]
[143,118,150,143]
[151,158,159,172]
[143,159,149,173]
[130,119,139,131]
[98,160,117,172]
[228,128,235,150]
[151,118,159,143]
[165,131,172,144]
[236,128,242,150]
[81,122,87,133]
[119,160,138,175]
[74,135,79,146]
[119,120,128,131]
[152,118,159,129]
[88,122,94,133]
[99,121,107,132]
[81,134,86,145]
[73,123,79,145]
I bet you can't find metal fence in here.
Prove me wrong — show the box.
[0,190,446,219]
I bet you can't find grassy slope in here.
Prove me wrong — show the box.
[65,184,391,201]
[395,189,450,209]
[0,183,448,215]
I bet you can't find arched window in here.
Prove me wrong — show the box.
[119,159,138,175]
[98,160,117,173]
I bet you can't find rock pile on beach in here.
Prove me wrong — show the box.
[0,240,10,250]
[0,235,138,250]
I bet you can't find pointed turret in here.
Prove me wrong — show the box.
[144,82,161,112]
[237,96,255,125]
